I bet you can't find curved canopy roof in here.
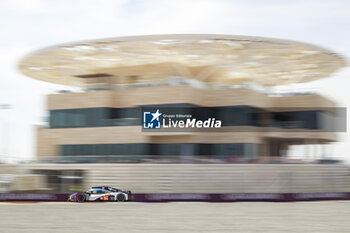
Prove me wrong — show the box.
[18,34,346,87]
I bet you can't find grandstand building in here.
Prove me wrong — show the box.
[19,34,346,163]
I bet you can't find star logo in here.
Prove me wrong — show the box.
[150,109,162,122]
[143,109,162,129]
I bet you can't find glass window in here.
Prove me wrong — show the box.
[92,189,107,194]
[50,110,65,128]
[198,144,212,155]
[154,144,182,155]
[60,143,255,157]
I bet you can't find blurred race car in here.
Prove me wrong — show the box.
[68,186,132,202]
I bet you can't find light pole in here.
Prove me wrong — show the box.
[0,104,12,163]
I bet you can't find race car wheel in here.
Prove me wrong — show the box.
[116,194,126,202]
[77,193,86,203]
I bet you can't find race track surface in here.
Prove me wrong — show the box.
[0,201,349,232]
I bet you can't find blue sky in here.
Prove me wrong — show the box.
[0,0,349,162]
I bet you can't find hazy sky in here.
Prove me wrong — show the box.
[0,0,349,162]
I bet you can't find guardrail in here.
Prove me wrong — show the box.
[0,192,349,202]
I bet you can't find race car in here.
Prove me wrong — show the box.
[68,186,132,202]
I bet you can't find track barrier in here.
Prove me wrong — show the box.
[1,192,350,202]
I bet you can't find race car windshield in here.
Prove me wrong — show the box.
[92,189,107,194]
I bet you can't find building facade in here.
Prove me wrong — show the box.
[19,34,345,163]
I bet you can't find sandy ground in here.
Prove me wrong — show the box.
[0,201,349,233]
